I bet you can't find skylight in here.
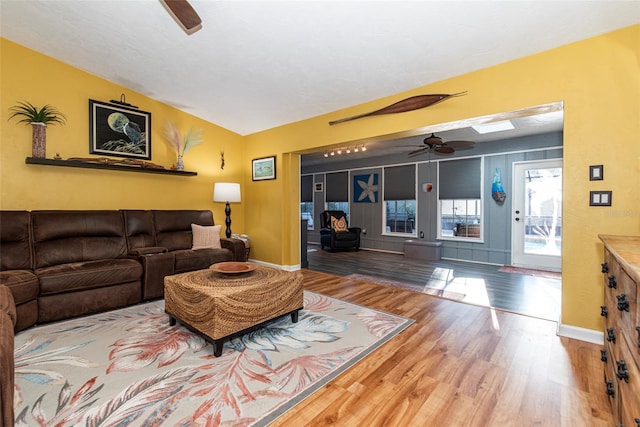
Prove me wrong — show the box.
[472,120,514,134]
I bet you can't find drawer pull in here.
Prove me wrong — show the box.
[601,262,609,273]
[607,328,616,343]
[600,306,608,318]
[600,349,608,362]
[605,379,615,397]
[608,275,617,289]
[616,294,630,312]
[634,418,640,427]
[616,360,629,383]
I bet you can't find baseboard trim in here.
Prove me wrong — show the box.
[251,259,300,272]
[557,323,603,345]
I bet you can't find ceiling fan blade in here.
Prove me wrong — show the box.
[408,147,430,157]
[329,92,467,126]
[446,140,475,149]
[161,0,202,31]
[434,146,455,154]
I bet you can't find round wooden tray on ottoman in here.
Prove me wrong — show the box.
[164,264,303,357]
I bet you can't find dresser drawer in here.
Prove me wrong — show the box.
[618,341,640,427]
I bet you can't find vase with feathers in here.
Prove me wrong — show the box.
[163,121,203,171]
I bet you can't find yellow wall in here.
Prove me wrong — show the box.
[2,25,639,332]
[243,25,640,331]
[0,39,245,233]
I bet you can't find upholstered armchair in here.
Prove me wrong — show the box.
[319,210,361,251]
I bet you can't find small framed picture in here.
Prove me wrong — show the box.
[590,191,612,206]
[589,165,603,181]
[314,182,323,192]
[252,156,276,181]
[89,99,151,160]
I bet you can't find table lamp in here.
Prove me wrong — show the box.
[213,182,241,238]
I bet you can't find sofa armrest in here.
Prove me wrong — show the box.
[221,238,246,262]
[0,285,16,427]
[128,247,168,256]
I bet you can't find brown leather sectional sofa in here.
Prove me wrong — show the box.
[0,209,246,426]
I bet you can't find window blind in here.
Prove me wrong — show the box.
[301,175,313,202]
[325,171,348,202]
[384,165,416,200]
[439,158,481,199]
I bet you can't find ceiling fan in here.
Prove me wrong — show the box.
[161,0,202,33]
[402,133,475,157]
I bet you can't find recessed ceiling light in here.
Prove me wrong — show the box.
[472,120,514,134]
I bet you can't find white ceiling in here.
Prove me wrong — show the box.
[1,1,638,136]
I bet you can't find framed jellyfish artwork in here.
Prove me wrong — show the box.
[89,99,152,160]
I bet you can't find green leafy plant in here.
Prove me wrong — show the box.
[8,101,66,125]
[163,120,203,156]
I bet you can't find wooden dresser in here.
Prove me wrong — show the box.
[599,235,640,427]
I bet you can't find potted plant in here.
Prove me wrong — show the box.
[8,101,66,158]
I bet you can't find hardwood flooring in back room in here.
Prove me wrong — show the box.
[304,245,561,321]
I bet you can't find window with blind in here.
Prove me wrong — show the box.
[438,158,482,239]
[300,175,314,229]
[383,165,416,235]
[325,172,349,216]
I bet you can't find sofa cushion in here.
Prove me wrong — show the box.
[0,270,39,306]
[191,224,222,250]
[153,210,214,252]
[0,211,33,271]
[173,248,232,274]
[37,259,142,296]
[32,211,128,268]
[122,210,157,249]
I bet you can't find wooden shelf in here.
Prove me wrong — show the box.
[25,157,197,176]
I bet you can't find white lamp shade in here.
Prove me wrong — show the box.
[213,182,241,202]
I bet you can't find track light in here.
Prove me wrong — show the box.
[324,144,366,159]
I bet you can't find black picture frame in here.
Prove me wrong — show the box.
[89,99,151,160]
[252,156,276,181]
[589,164,603,181]
[589,191,612,206]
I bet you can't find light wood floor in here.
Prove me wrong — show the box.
[271,270,612,427]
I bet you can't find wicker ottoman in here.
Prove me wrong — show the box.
[164,265,303,357]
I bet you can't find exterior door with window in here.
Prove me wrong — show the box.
[511,159,562,271]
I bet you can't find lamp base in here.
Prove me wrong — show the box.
[224,201,232,238]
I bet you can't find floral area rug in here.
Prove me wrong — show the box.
[13,291,413,426]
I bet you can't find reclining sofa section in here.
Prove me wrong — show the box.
[0,209,245,330]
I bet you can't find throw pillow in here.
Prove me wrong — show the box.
[331,216,349,233]
[191,224,222,250]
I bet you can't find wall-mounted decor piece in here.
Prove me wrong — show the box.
[314,182,323,192]
[354,173,379,203]
[590,190,612,206]
[589,164,603,181]
[252,156,276,181]
[329,92,466,125]
[89,99,151,160]
[421,183,433,193]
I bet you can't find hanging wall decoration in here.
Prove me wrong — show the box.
[491,168,507,204]
[354,173,379,203]
[89,99,151,160]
